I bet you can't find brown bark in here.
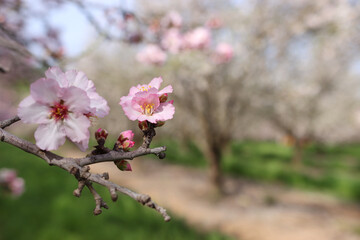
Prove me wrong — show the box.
[207,143,224,195]
[291,139,304,168]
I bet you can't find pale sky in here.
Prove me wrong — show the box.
[23,0,134,57]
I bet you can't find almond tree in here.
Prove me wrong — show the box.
[126,0,248,194]
[129,0,360,191]
[245,0,360,166]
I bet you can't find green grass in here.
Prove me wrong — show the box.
[0,143,232,240]
[152,139,207,167]
[223,141,360,201]
[153,139,360,202]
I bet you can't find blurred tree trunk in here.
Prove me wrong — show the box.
[206,142,224,195]
[292,139,303,168]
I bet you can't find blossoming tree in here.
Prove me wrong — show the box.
[1,66,175,221]
[122,0,360,192]
[242,0,360,166]
[127,3,240,194]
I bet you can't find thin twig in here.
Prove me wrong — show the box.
[0,116,20,129]
[77,146,166,166]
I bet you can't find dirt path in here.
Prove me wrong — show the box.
[90,160,360,240]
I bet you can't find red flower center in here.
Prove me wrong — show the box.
[50,100,68,121]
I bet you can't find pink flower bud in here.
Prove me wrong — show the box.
[95,128,108,142]
[117,130,135,151]
[159,93,168,103]
[115,160,132,171]
[138,121,149,131]
[122,140,135,151]
[118,130,134,143]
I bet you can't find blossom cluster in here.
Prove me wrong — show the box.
[0,168,25,197]
[17,67,174,153]
[119,77,175,124]
[136,11,234,65]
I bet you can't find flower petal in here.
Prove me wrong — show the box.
[18,96,51,124]
[30,78,61,105]
[152,101,175,121]
[34,121,66,151]
[87,91,109,118]
[121,98,142,121]
[149,77,163,89]
[45,67,68,88]
[73,138,89,152]
[119,95,132,105]
[61,86,90,113]
[129,86,141,96]
[158,85,173,95]
[65,70,91,91]
[63,114,91,144]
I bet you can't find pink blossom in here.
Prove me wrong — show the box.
[161,28,183,54]
[0,169,25,197]
[45,67,110,118]
[136,44,167,65]
[206,17,223,29]
[183,27,211,50]
[9,177,25,196]
[213,43,234,64]
[161,11,183,28]
[0,168,16,183]
[126,77,173,97]
[119,77,175,124]
[18,77,92,151]
[120,88,175,124]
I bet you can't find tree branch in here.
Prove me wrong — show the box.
[0,116,20,129]
[0,116,171,221]
[77,146,166,166]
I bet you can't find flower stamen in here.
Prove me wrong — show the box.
[50,100,69,121]
[140,103,155,116]
[139,85,152,92]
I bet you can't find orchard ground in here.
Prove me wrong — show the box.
[91,158,360,240]
[91,139,360,240]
